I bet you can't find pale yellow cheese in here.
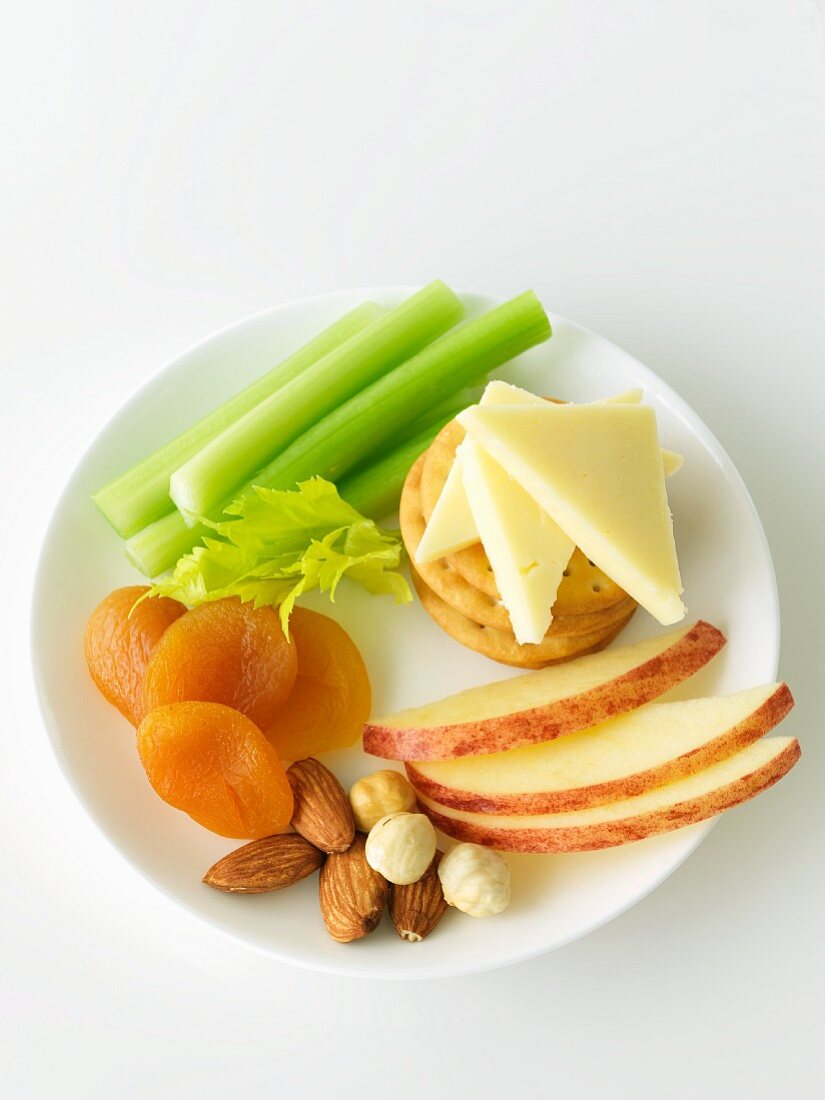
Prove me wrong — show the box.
[594,387,643,405]
[661,449,683,477]
[415,383,682,565]
[461,440,575,644]
[413,454,477,563]
[414,381,544,565]
[593,388,683,475]
[480,380,557,407]
[458,402,685,625]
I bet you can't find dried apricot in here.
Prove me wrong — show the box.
[84,586,186,725]
[137,701,294,838]
[265,608,371,760]
[142,598,297,730]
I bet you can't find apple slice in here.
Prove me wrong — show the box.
[414,735,801,852]
[363,621,725,761]
[407,682,794,813]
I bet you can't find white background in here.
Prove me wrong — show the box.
[2,2,824,1097]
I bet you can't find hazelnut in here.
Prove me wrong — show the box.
[349,770,416,833]
[364,812,437,885]
[438,843,510,918]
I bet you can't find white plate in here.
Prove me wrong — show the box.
[31,288,779,980]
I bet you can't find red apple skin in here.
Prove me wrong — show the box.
[406,682,794,814]
[364,621,726,761]
[415,739,801,853]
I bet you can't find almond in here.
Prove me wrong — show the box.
[202,834,324,894]
[319,834,389,942]
[390,850,448,942]
[287,757,355,854]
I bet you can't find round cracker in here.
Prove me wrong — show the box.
[411,566,637,669]
[402,456,636,636]
[549,548,631,616]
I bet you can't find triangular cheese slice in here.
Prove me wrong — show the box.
[414,382,544,565]
[415,383,683,565]
[589,388,682,475]
[481,380,559,407]
[414,455,477,563]
[461,439,575,644]
[458,403,685,624]
[483,386,684,474]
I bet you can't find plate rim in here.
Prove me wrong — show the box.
[29,286,781,979]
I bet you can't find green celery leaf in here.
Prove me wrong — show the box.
[147,478,411,633]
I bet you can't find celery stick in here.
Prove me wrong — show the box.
[168,281,464,523]
[93,302,384,538]
[399,386,481,440]
[125,291,549,579]
[124,390,476,578]
[125,510,208,578]
[338,414,458,520]
[243,290,550,497]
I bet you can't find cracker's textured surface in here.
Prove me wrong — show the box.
[411,567,637,669]
[546,549,631,616]
[416,420,630,614]
[402,457,636,635]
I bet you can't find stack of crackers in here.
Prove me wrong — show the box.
[400,419,638,668]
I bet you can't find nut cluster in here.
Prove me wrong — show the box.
[202,761,511,945]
